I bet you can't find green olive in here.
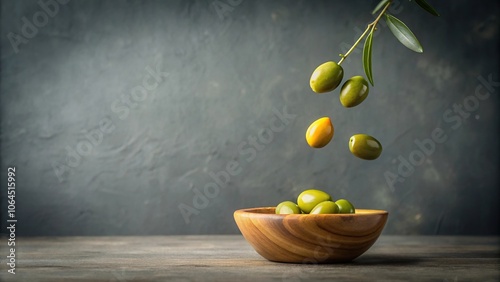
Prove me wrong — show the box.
[349,134,382,160]
[335,199,355,214]
[310,61,344,93]
[339,76,369,108]
[275,201,301,214]
[310,201,339,214]
[297,189,332,214]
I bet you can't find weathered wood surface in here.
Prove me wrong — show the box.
[0,236,499,281]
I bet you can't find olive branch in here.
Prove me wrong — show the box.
[337,0,440,86]
[306,0,440,157]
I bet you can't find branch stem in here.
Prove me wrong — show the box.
[338,1,392,65]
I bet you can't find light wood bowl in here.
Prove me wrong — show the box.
[234,207,388,263]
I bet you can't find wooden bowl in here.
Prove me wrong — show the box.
[234,207,388,263]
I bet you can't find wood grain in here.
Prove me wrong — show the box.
[234,207,388,263]
[0,235,498,281]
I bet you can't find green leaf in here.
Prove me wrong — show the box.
[384,14,424,53]
[363,31,374,86]
[372,0,390,15]
[414,0,440,16]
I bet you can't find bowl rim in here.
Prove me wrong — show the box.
[235,207,388,217]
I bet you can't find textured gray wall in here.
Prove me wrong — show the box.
[1,0,498,236]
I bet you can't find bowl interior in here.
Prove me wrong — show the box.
[239,207,387,215]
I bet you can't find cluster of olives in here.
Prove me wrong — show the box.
[276,189,355,215]
[305,61,382,160]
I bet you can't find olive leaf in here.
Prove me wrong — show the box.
[414,0,440,17]
[384,14,424,53]
[372,0,390,15]
[362,30,374,86]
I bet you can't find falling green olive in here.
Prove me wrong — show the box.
[349,134,383,160]
[297,189,332,214]
[310,61,344,93]
[335,199,355,214]
[310,201,339,214]
[339,76,369,108]
[275,201,301,214]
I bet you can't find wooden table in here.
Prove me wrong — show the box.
[1,236,499,281]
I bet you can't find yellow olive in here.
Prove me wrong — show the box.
[310,61,344,93]
[297,189,332,213]
[339,76,369,108]
[335,199,355,214]
[349,134,382,160]
[276,201,301,214]
[310,201,339,214]
[305,117,334,148]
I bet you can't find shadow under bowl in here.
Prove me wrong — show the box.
[234,207,388,263]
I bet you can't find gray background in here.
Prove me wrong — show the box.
[1,0,498,236]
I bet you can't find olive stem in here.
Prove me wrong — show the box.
[370,0,392,33]
[338,26,371,65]
[337,1,392,65]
